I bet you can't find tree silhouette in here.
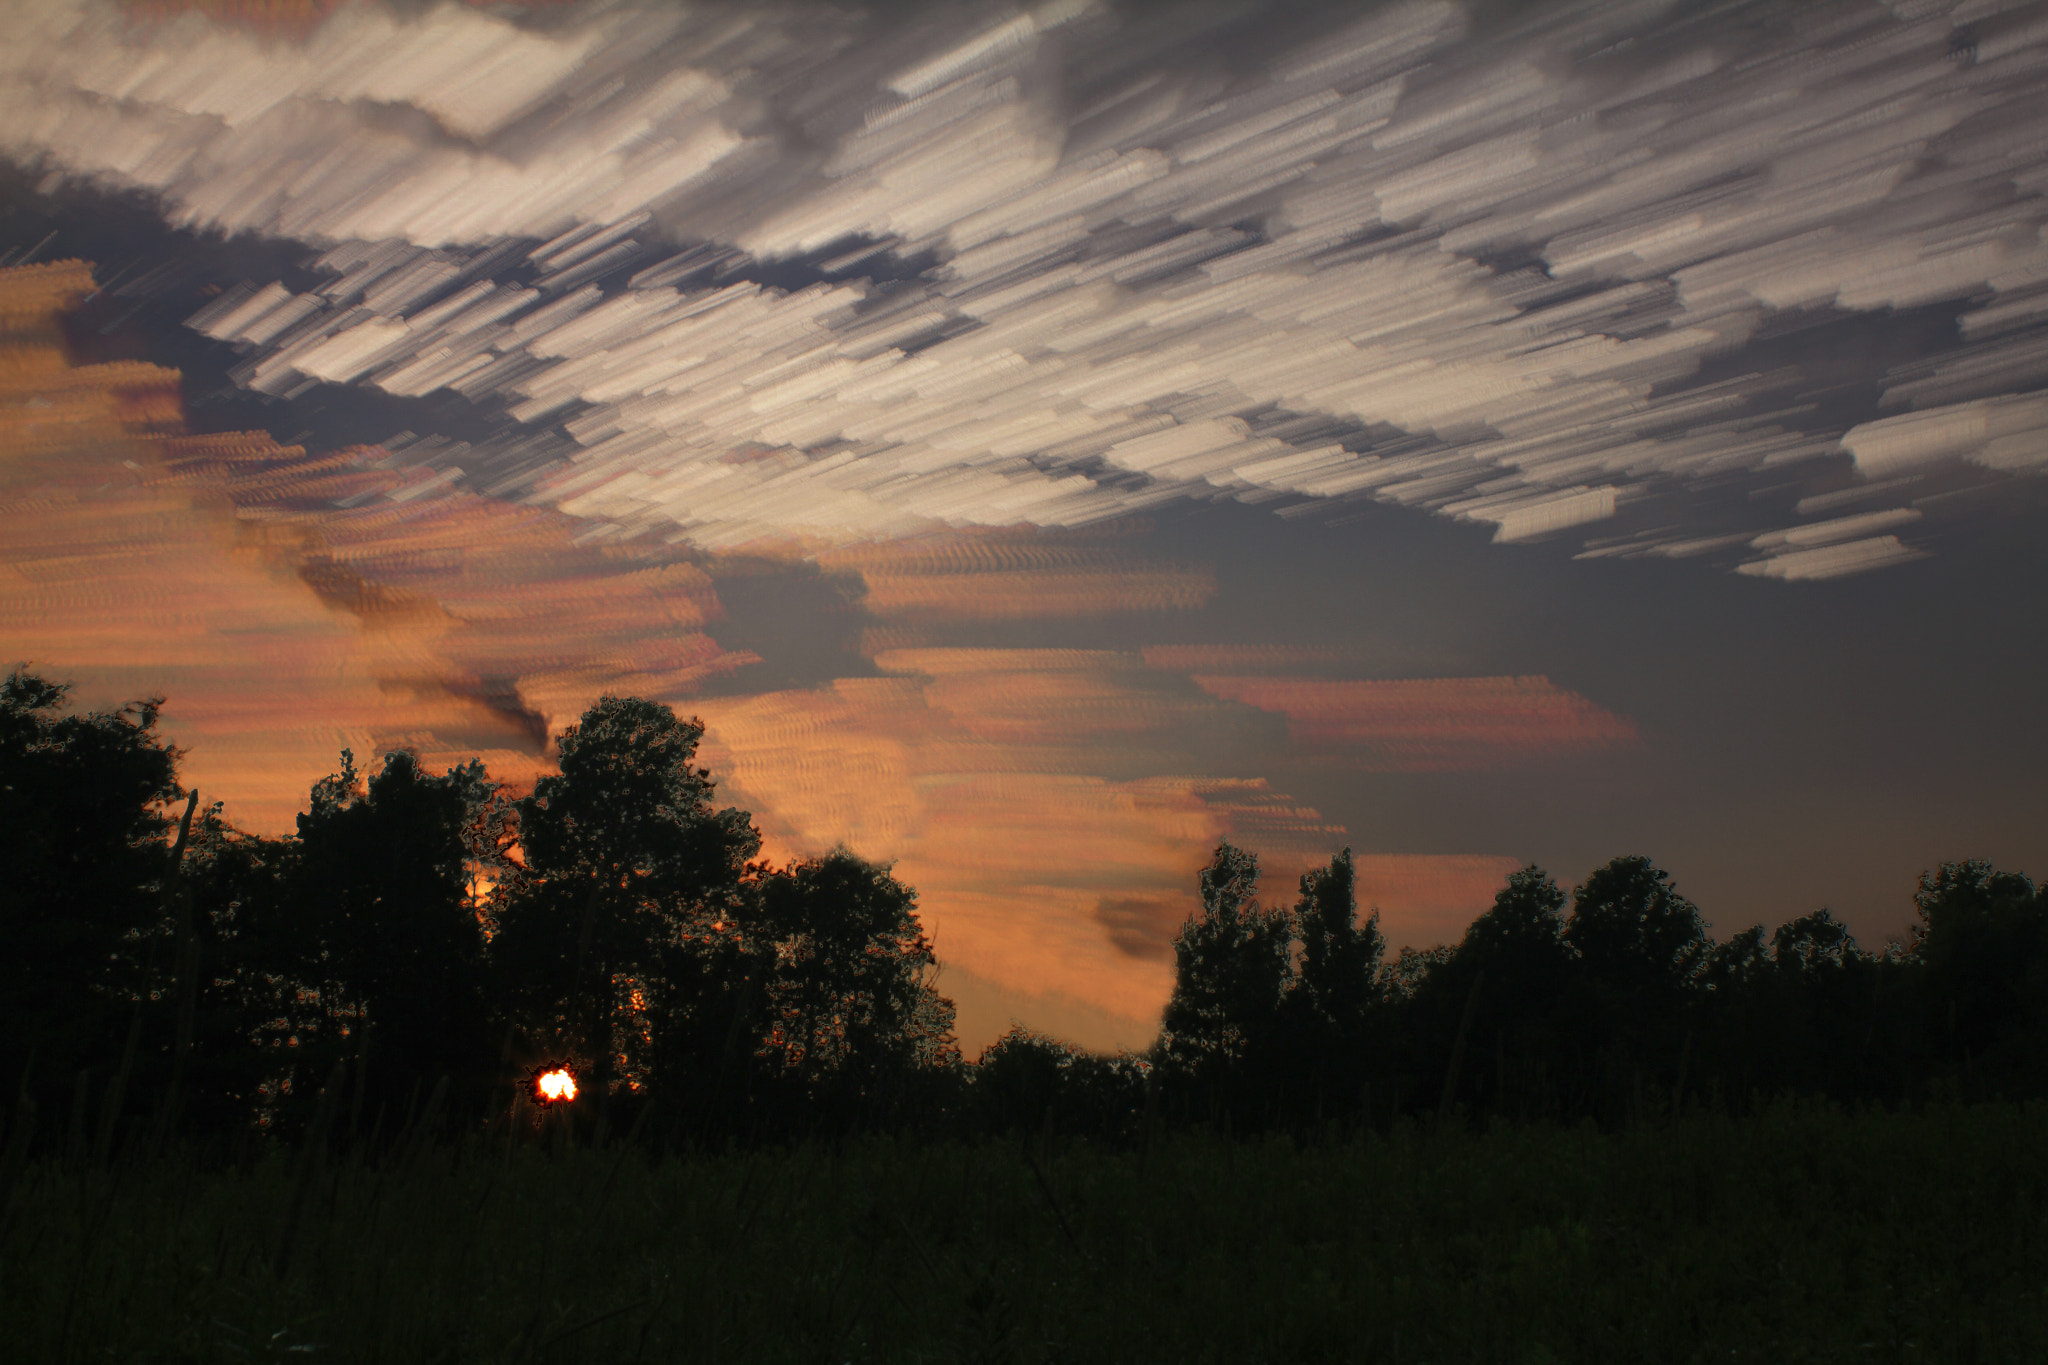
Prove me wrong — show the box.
[1446,865,1576,1118]
[1290,850,1381,1035]
[280,749,502,1130]
[751,849,960,1126]
[971,1025,1149,1140]
[1909,860,2045,1080]
[1157,843,1292,1113]
[1565,856,1707,999]
[1277,849,1382,1120]
[157,802,302,1138]
[0,669,183,1113]
[1562,856,1708,1110]
[489,696,761,1116]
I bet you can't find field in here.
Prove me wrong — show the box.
[5,1101,2045,1364]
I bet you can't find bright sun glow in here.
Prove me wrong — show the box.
[534,1067,577,1104]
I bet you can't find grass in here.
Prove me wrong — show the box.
[4,1100,2046,1363]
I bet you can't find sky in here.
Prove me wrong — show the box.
[2,0,2045,1055]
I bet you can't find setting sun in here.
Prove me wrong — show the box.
[532,1066,578,1105]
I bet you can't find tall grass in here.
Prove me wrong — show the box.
[5,1100,2045,1363]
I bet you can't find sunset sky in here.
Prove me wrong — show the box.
[3,0,2045,1054]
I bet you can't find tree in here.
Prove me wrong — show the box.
[1566,855,1706,1007]
[750,848,960,1125]
[1157,843,1293,1104]
[1452,865,1577,1117]
[1563,855,1708,1109]
[0,669,183,1102]
[1908,860,2045,1074]
[1278,849,1383,1119]
[1291,849,1382,1034]
[160,802,302,1138]
[489,696,761,1114]
[283,749,503,1129]
[1772,908,1858,975]
[971,1025,1148,1140]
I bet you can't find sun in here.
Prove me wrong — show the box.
[530,1063,578,1105]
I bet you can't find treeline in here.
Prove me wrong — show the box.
[5,667,2045,1158]
[3,670,955,1151]
[989,844,2048,1139]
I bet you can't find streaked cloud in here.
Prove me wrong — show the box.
[3,0,2040,570]
[1186,674,1638,769]
[820,528,1215,622]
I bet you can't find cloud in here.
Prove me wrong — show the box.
[820,528,1215,621]
[0,259,761,826]
[9,0,2044,571]
[1186,674,1638,769]
[3,255,1564,1040]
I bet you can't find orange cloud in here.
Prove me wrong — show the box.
[694,662,1350,1033]
[0,261,753,829]
[1189,674,1638,770]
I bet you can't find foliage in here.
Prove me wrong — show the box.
[284,749,505,1126]
[1157,843,1293,1092]
[750,849,960,1119]
[0,668,183,1103]
[1910,859,2046,1071]
[488,696,762,1110]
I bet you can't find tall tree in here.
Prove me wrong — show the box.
[1564,855,1708,1101]
[1279,849,1383,1118]
[1291,849,1382,1032]
[0,669,183,1101]
[490,696,761,1113]
[284,749,503,1127]
[1457,865,1577,1115]
[1157,843,1293,1101]
[1909,860,2045,1074]
[1566,856,1706,1003]
[160,801,302,1138]
[750,848,959,1124]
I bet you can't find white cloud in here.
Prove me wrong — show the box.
[14,0,2048,571]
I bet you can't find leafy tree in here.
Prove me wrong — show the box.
[1277,849,1383,1119]
[1698,924,1770,996]
[159,802,303,1138]
[1561,856,1708,1108]
[1565,856,1708,1001]
[1908,860,2045,1075]
[1381,943,1453,1002]
[0,669,183,1103]
[973,1025,1083,1133]
[282,749,503,1129]
[751,849,960,1125]
[489,696,761,1113]
[1773,908,1859,975]
[1450,865,1578,1117]
[1157,843,1293,1105]
[1290,849,1382,1035]
[1467,867,1572,972]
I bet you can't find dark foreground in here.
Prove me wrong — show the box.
[5,1101,2044,1364]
